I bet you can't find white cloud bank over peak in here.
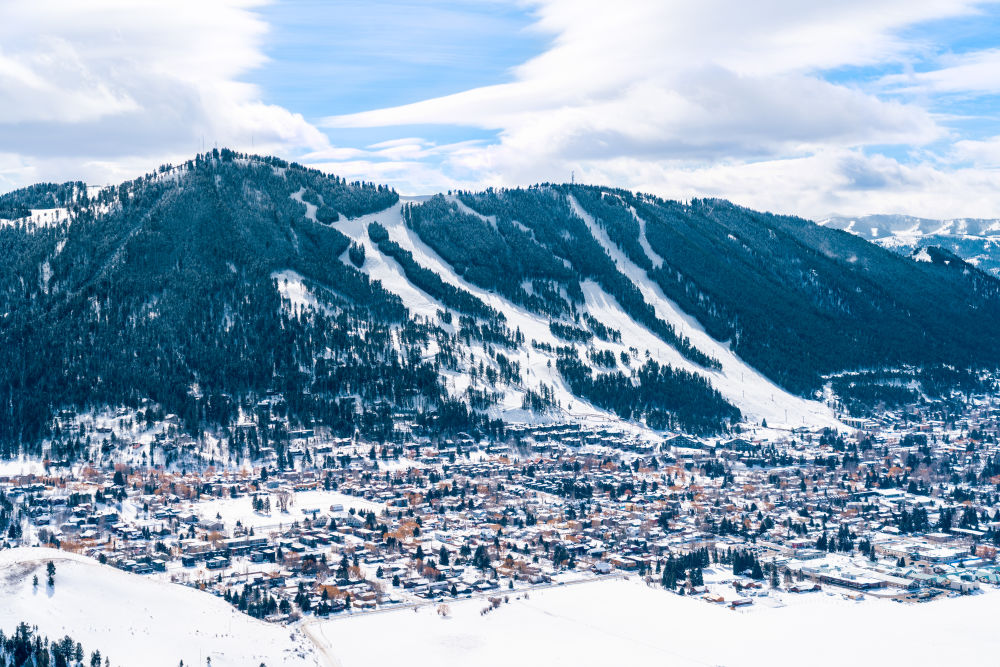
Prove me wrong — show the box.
[0,0,327,190]
[319,0,1000,219]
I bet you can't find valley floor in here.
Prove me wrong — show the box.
[307,574,1000,667]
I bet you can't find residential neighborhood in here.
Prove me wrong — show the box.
[4,391,1000,626]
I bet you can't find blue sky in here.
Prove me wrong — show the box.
[254,1,545,117]
[3,0,1000,218]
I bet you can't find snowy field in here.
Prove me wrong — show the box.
[0,548,321,667]
[310,576,1000,667]
[0,456,46,477]
[191,488,384,532]
[4,548,998,666]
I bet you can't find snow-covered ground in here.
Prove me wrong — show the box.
[310,575,1000,667]
[0,457,46,477]
[0,548,321,667]
[273,269,337,317]
[0,207,71,229]
[191,489,384,532]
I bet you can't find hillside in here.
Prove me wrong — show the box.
[1,151,999,456]
[0,547,321,666]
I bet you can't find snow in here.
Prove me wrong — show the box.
[568,195,841,430]
[290,187,318,223]
[632,207,665,269]
[0,547,321,667]
[0,207,71,229]
[446,194,498,229]
[0,457,46,477]
[913,248,933,263]
[327,196,841,432]
[310,575,1000,667]
[272,269,336,317]
[333,201,620,428]
[333,206,447,323]
[190,489,384,532]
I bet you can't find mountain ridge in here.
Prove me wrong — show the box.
[820,213,1000,276]
[1,149,997,456]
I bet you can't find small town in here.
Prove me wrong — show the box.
[3,390,1000,626]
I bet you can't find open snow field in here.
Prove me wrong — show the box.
[4,548,998,666]
[191,489,384,532]
[310,576,1000,667]
[0,548,322,667]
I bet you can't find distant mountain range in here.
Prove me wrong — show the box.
[820,214,1000,276]
[1,150,998,454]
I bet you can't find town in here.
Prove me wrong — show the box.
[3,390,1000,625]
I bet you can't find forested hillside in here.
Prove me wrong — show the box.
[1,152,998,457]
[561,185,1000,394]
[0,151,499,456]
[0,181,83,220]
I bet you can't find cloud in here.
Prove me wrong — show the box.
[565,149,1000,220]
[879,48,1000,95]
[319,0,1000,217]
[0,0,327,191]
[5,0,1000,220]
[951,134,1000,166]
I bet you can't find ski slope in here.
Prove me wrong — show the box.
[335,201,647,431]
[329,197,839,432]
[0,207,71,229]
[569,195,840,429]
[0,548,322,667]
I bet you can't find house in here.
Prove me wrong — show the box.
[206,556,231,570]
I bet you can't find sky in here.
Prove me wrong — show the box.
[3,0,1000,219]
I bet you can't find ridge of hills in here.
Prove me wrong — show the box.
[1,149,997,456]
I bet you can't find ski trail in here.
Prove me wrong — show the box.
[568,194,841,429]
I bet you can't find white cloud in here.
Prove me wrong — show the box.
[0,0,327,191]
[879,48,1000,95]
[319,0,1000,217]
[559,149,1000,220]
[5,0,1000,220]
[951,134,1000,166]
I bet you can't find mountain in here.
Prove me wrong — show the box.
[820,213,1000,276]
[1,150,998,456]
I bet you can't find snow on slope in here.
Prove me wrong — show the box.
[568,195,840,429]
[312,576,1000,667]
[290,187,318,222]
[0,207,71,229]
[334,200,625,430]
[633,207,665,269]
[0,548,322,667]
[332,197,838,431]
[273,269,338,317]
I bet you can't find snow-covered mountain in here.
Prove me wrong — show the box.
[3,150,1000,453]
[820,213,1000,276]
